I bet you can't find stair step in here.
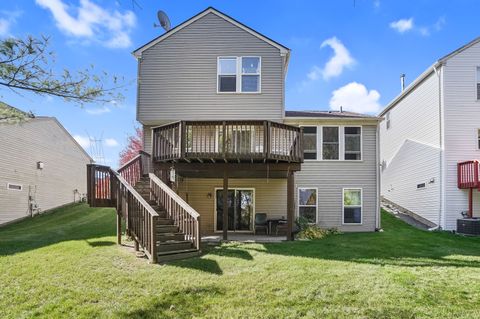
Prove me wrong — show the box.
[157,218,174,225]
[157,249,201,262]
[157,240,193,252]
[156,233,185,241]
[156,225,179,233]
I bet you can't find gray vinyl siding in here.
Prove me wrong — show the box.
[443,40,480,229]
[0,118,91,225]
[379,71,442,227]
[137,12,284,124]
[284,119,379,232]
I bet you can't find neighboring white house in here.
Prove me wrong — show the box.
[379,36,480,230]
[0,104,92,225]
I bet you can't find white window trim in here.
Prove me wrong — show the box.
[476,66,480,101]
[7,183,23,191]
[300,125,318,161]
[297,187,318,224]
[343,126,363,161]
[217,56,261,94]
[301,125,363,162]
[342,188,363,225]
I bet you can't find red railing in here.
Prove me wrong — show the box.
[118,151,151,187]
[457,160,480,189]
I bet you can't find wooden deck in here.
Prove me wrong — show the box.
[151,120,304,164]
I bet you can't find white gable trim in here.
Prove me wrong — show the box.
[132,7,290,58]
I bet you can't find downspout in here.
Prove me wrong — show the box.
[375,123,381,230]
[434,63,443,230]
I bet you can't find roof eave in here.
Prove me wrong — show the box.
[132,7,290,62]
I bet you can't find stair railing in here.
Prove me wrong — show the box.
[87,154,159,263]
[149,173,201,250]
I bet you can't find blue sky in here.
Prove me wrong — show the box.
[1,0,479,166]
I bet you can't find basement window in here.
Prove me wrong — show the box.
[7,183,22,191]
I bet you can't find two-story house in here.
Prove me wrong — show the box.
[380,36,480,234]
[87,7,381,263]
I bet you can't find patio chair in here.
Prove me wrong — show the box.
[276,220,288,236]
[254,213,268,235]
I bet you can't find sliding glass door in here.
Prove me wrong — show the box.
[216,189,254,232]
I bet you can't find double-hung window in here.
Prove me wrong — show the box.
[344,127,362,160]
[298,188,317,223]
[217,57,261,93]
[477,67,480,100]
[322,127,339,160]
[218,58,237,92]
[302,126,317,160]
[343,188,362,224]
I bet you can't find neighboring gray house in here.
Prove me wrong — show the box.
[0,104,92,226]
[379,36,480,231]
[133,7,381,235]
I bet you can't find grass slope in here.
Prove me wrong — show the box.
[0,203,479,318]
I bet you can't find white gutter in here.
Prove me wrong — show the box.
[375,123,381,230]
[434,64,445,229]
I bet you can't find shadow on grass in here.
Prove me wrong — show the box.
[234,212,480,268]
[171,257,224,275]
[86,240,116,247]
[206,246,253,260]
[0,203,117,256]
[118,285,225,319]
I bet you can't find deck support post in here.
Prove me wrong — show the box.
[287,170,295,241]
[469,187,473,218]
[134,239,139,252]
[223,170,229,241]
[116,212,122,245]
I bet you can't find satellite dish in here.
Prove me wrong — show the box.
[154,10,171,31]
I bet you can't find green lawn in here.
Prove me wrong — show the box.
[1,204,479,318]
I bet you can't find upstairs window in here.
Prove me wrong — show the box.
[302,126,317,160]
[217,57,261,93]
[218,57,237,92]
[477,67,480,100]
[477,129,480,149]
[344,127,362,160]
[241,57,260,92]
[322,127,339,160]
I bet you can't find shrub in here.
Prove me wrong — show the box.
[296,224,341,240]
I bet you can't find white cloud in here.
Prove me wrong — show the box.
[0,10,22,37]
[0,18,10,36]
[373,0,381,8]
[73,134,91,148]
[329,82,381,114]
[317,37,355,80]
[85,105,111,115]
[35,0,136,48]
[104,138,119,147]
[389,18,414,33]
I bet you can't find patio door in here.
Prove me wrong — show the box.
[216,189,254,232]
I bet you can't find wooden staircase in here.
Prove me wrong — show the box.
[134,178,200,262]
[86,152,201,264]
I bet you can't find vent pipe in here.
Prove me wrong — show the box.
[400,74,406,92]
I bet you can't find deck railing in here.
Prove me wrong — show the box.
[458,160,480,189]
[152,120,303,163]
[149,173,201,250]
[87,162,159,262]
